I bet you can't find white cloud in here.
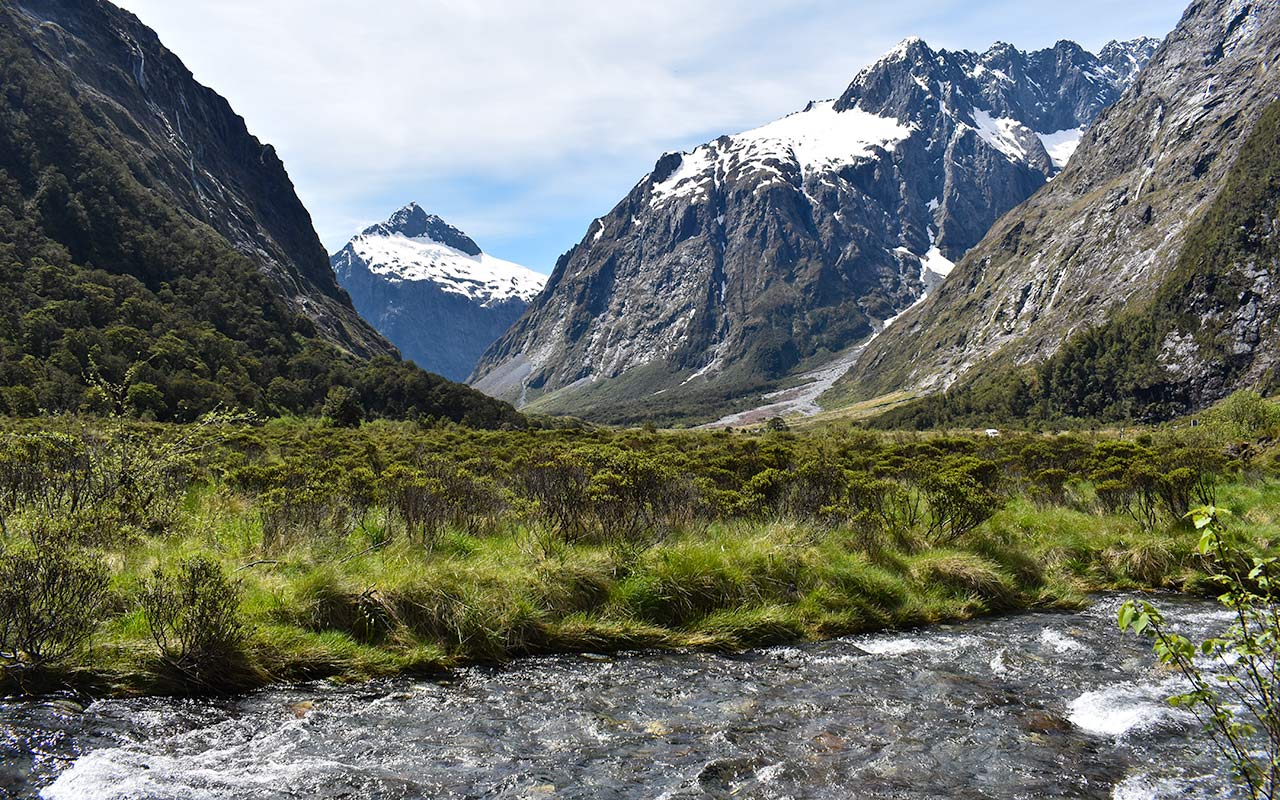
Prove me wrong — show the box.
[110,0,1187,261]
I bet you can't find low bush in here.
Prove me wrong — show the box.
[0,546,109,675]
[138,555,246,686]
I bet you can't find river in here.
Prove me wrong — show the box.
[1,595,1237,799]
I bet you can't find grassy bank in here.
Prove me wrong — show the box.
[1,393,1278,696]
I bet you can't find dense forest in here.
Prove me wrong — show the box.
[0,27,519,428]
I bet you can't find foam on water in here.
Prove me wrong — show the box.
[856,634,981,657]
[1111,772,1234,800]
[5,595,1238,799]
[1040,627,1090,654]
[1112,774,1165,800]
[1067,680,1192,738]
[40,716,354,800]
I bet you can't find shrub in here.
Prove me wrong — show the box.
[579,446,685,546]
[1089,440,1163,531]
[922,457,1002,544]
[0,547,109,674]
[1030,468,1070,507]
[514,450,591,540]
[138,555,245,684]
[1203,390,1280,442]
[321,386,364,428]
[381,463,450,546]
[846,472,915,539]
[1120,507,1280,799]
[259,479,349,546]
[781,458,849,524]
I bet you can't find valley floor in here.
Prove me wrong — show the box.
[0,398,1276,697]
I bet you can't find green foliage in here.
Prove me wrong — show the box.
[0,413,1267,698]
[921,456,1002,544]
[1088,438,1223,533]
[321,386,364,428]
[0,26,520,429]
[138,555,246,686]
[0,546,109,675]
[1204,390,1280,442]
[1120,506,1280,799]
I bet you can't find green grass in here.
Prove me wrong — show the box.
[1,407,1275,697]
[11,479,1268,697]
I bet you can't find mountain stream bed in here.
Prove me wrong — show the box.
[1,595,1239,799]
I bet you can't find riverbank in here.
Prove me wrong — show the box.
[0,395,1276,697]
[8,594,1235,799]
[11,481,1277,698]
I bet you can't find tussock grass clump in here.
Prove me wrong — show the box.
[695,606,809,649]
[908,551,1019,609]
[1102,538,1179,588]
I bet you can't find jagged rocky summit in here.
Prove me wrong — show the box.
[839,0,1280,421]
[470,36,1159,422]
[333,204,546,382]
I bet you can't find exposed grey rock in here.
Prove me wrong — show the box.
[841,0,1280,407]
[471,37,1157,419]
[333,204,545,382]
[8,0,392,358]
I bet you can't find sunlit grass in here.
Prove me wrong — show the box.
[53,476,1273,696]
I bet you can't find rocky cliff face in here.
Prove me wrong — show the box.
[470,36,1158,421]
[839,0,1280,412]
[8,0,391,357]
[333,205,545,382]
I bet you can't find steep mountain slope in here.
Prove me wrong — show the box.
[8,0,389,358]
[333,204,546,382]
[838,0,1280,423]
[0,0,520,426]
[471,37,1158,423]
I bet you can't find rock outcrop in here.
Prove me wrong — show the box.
[9,0,391,357]
[839,0,1280,417]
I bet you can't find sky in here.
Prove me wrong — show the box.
[112,0,1188,274]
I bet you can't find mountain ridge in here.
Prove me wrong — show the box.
[9,0,392,358]
[0,0,521,427]
[470,35,1159,424]
[835,0,1280,423]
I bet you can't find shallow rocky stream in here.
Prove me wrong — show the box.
[1,595,1238,799]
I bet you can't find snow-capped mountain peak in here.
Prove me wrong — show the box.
[472,36,1159,415]
[332,205,548,382]
[338,204,545,306]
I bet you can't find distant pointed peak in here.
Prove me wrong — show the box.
[1104,35,1161,48]
[1099,36,1162,57]
[884,35,932,61]
[982,40,1021,60]
[360,204,482,257]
